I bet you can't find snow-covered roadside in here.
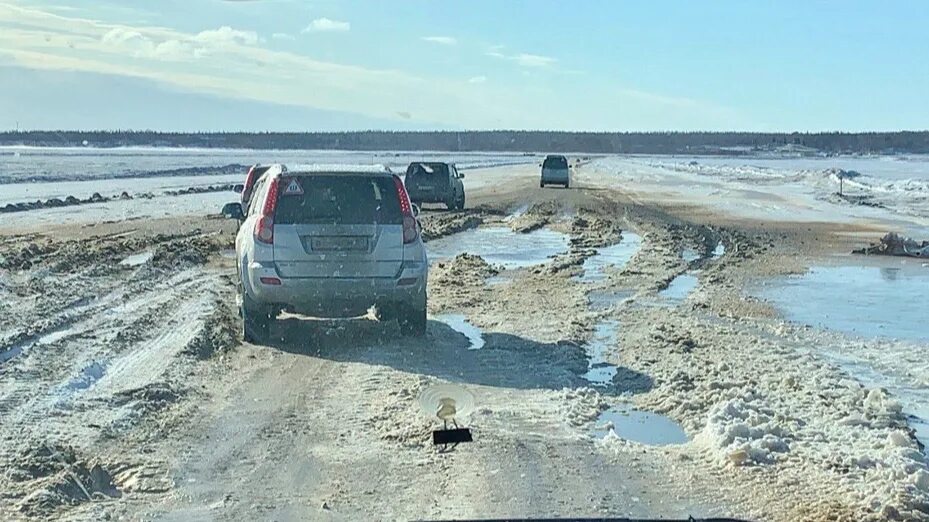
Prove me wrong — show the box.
[583,156,929,239]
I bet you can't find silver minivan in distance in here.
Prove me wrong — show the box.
[222,164,428,342]
[540,154,571,188]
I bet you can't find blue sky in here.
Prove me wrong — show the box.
[1,0,927,131]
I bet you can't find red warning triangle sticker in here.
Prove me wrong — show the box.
[283,178,304,195]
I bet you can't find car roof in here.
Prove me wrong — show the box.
[409,161,452,167]
[265,164,394,177]
[545,155,567,159]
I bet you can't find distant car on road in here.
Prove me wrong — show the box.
[221,164,428,342]
[404,162,466,210]
[540,155,571,188]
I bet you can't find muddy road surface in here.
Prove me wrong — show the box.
[2,163,928,521]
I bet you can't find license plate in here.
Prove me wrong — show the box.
[309,236,368,251]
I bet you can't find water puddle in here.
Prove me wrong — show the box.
[659,273,699,304]
[426,226,570,269]
[758,260,929,451]
[64,361,107,391]
[485,274,510,286]
[682,248,701,263]
[757,263,929,342]
[119,250,154,267]
[1,325,80,364]
[576,233,642,283]
[435,314,485,350]
[593,405,689,445]
[583,320,620,386]
[587,289,635,311]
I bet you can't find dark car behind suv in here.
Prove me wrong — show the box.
[404,162,465,210]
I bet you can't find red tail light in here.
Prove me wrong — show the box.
[254,176,280,244]
[393,175,418,244]
[243,166,257,201]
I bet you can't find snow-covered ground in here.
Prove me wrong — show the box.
[0,149,539,230]
[0,146,538,183]
[585,155,929,238]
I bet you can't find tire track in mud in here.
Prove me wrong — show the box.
[0,258,235,519]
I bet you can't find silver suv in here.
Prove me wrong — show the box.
[222,164,428,342]
[540,154,571,188]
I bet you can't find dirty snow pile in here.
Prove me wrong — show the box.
[693,398,790,466]
[605,304,929,520]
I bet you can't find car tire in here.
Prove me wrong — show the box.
[540,181,545,188]
[456,192,466,210]
[242,290,271,343]
[398,305,427,337]
[564,181,570,189]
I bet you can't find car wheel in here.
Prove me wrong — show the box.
[564,181,570,189]
[375,303,395,322]
[242,290,271,343]
[540,181,545,188]
[398,305,427,337]
[457,192,466,210]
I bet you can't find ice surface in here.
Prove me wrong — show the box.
[582,320,620,386]
[594,406,689,445]
[757,257,929,452]
[119,251,154,267]
[659,273,699,303]
[435,314,485,350]
[576,233,642,283]
[426,227,570,269]
[586,155,929,238]
[0,146,538,184]
[758,261,929,342]
[682,248,701,263]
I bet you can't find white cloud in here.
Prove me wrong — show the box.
[487,48,556,68]
[272,32,295,41]
[302,17,350,33]
[193,26,258,46]
[0,3,738,130]
[98,24,259,62]
[101,27,144,45]
[511,53,556,68]
[421,36,456,46]
[485,44,557,68]
[150,39,198,61]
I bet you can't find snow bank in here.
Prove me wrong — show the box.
[694,398,790,466]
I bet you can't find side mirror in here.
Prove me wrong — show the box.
[221,202,244,220]
[458,173,465,179]
[411,204,421,218]
[232,184,245,194]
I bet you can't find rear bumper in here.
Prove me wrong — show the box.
[246,262,427,317]
[407,190,450,203]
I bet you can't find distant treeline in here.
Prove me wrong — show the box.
[3,130,929,154]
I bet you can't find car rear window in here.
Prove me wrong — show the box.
[407,163,449,177]
[543,157,568,169]
[274,175,403,225]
